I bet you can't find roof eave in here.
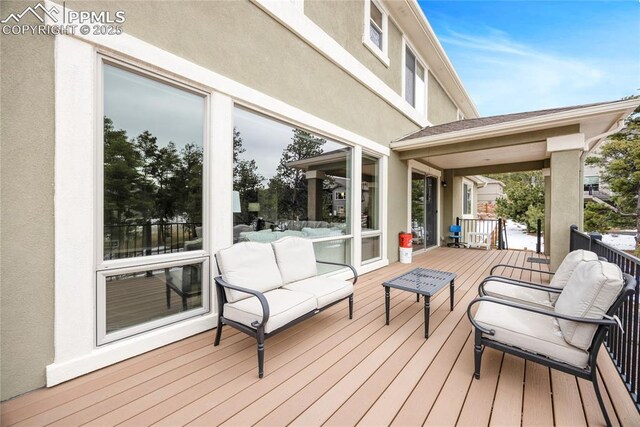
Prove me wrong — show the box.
[391,99,640,151]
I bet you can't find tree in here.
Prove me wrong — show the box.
[103,117,143,225]
[585,105,640,252]
[233,128,264,224]
[491,171,544,231]
[175,143,203,225]
[272,129,326,220]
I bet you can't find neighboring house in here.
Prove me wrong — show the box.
[583,145,612,204]
[475,176,505,217]
[1,0,638,402]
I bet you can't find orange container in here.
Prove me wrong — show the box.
[399,232,413,249]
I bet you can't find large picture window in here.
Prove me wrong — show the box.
[98,61,208,344]
[233,107,352,270]
[103,64,205,260]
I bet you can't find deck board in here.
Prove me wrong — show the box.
[2,247,637,427]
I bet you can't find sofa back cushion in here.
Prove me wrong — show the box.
[271,237,317,284]
[555,260,624,350]
[217,242,283,303]
[549,250,598,304]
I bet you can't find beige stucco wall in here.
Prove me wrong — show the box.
[427,71,458,125]
[0,2,56,401]
[549,150,583,270]
[304,0,403,95]
[63,0,415,145]
[1,0,419,400]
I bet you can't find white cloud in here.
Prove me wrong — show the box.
[439,28,637,116]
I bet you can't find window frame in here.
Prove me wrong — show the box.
[96,256,210,345]
[97,56,211,270]
[462,179,474,218]
[363,0,390,66]
[361,151,383,264]
[96,56,212,344]
[402,38,428,117]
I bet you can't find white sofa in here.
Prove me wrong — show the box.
[213,237,357,378]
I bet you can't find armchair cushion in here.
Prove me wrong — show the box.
[555,261,623,350]
[223,289,317,334]
[271,237,317,284]
[549,250,598,303]
[217,242,283,303]
[283,277,353,308]
[482,280,553,309]
[475,301,589,368]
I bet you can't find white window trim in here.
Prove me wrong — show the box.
[97,256,210,345]
[49,26,392,386]
[360,150,384,265]
[406,160,441,252]
[401,37,428,119]
[362,0,390,67]
[462,178,474,219]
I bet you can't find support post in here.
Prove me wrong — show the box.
[569,224,578,251]
[536,218,542,254]
[547,136,584,270]
[498,218,504,250]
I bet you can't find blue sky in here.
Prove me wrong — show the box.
[419,1,640,116]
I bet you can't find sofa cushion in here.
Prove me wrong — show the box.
[223,289,317,334]
[555,261,623,350]
[549,250,598,304]
[283,276,353,308]
[475,301,589,368]
[217,242,283,303]
[482,280,553,309]
[271,237,318,284]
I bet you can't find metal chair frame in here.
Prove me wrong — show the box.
[467,273,636,427]
[213,257,357,378]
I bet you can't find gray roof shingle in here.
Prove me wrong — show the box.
[399,99,630,141]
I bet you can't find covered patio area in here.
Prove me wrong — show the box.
[2,247,638,426]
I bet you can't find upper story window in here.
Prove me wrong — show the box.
[369,2,383,49]
[363,0,389,66]
[404,44,426,116]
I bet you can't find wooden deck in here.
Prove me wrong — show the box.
[2,248,639,426]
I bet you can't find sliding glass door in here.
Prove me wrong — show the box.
[411,172,438,252]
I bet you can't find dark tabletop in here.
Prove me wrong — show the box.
[383,268,456,296]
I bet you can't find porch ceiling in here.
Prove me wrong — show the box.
[392,98,639,171]
[415,141,547,169]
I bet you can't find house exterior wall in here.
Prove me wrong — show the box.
[477,183,504,204]
[0,2,56,400]
[304,0,403,95]
[427,71,458,125]
[1,0,425,399]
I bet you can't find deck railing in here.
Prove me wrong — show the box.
[456,217,507,249]
[104,222,201,260]
[570,225,640,411]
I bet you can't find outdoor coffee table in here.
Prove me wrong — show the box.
[383,268,456,339]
